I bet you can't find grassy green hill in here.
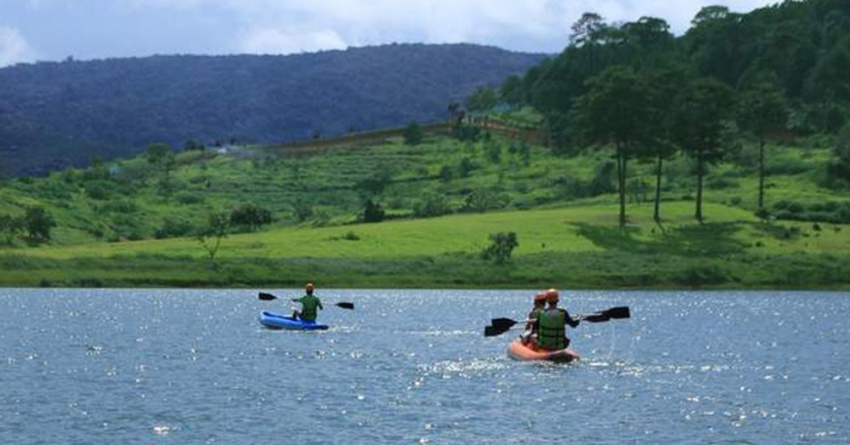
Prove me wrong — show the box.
[1,125,848,289]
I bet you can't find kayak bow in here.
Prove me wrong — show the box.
[507,339,580,363]
[258,311,329,331]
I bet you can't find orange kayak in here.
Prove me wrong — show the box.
[507,339,581,363]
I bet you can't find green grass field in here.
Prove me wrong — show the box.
[1,125,849,289]
[2,201,847,289]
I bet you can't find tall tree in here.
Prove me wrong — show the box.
[572,66,652,227]
[570,12,605,47]
[673,78,736,222]
[738,77,789,210]
[641,67,690,222]
[196,210,230,269]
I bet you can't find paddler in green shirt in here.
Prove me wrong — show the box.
[291,282,323,322]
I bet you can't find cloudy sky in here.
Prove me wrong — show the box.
[1,0,776,67]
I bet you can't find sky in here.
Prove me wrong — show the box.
[0,0,778,67]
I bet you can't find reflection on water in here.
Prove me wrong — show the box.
[0,288,848,444]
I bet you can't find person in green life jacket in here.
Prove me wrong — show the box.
[520,293,547,346]
[291,282,323,322]
[534,288,580,351]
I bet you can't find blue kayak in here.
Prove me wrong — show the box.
[258,311,329,331]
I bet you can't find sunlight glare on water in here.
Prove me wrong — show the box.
[0,288,848,444]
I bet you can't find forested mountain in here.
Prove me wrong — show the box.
[0,44,546,176]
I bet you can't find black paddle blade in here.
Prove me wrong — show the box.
[581,313,611,323]
[490,318,519,330]
[258,292,277,301]
[602,306,630,319]
[484,325,514,337]
[335,302,355,310]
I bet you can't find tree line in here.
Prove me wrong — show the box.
[474,0,850,226]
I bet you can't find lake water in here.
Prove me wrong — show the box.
[1,289,848,444]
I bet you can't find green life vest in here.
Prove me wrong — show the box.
[537,309,566,350]
[296,294,321,321]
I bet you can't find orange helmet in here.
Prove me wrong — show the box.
[305,283,315,291]
[545,288,559,303]
[533,293,547,303]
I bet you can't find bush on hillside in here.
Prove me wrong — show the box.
[403,123,425,146]
[230,203,273,232]
[481,232,518,264]
[22,206,55,243]
[361,199,385,223]
[769,200,850,224]
[155,218,195,239]
[413,194,453,218]
[462,188,508,213]
[84,180,115,200]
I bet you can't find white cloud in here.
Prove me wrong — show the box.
[0,26,37,67]
[239,27,347,55]
[1,0,780,61]
[214,0,778,54]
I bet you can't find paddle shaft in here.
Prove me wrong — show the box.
[258,292,354,310]
[486,306,630,337]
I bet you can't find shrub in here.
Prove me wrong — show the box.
[84,180,114,200]
[462,188,508,213]
[361,199,385,223]
[341,231,360,241]
[771,200,850,224]
[22,207,55,243]
[230,203,273,231]
[155,218,194,239]
[403,122,425,146]
[481,232,519,264]
[413,194,453,218]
